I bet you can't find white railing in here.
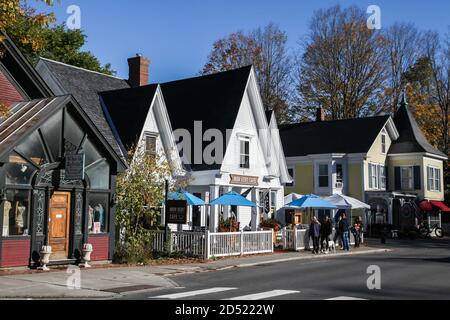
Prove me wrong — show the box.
[206,230,273,259]
[148,230,273,259]
[171,231,206,257]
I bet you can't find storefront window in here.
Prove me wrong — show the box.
[84,138,103,167]
[64,113,85,148]
[40,110,62,159]
[87,193,109,234]
[15,131,47,166]
[86,160,110,190]
[5,153,37,185]
[2,190,30,236]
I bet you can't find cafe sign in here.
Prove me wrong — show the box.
[65,153,85,181]
[230,174,258,186]
[166,200,188,224]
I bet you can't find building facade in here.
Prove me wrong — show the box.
[0,33,126,269]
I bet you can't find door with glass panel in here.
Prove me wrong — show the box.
[48,192,71,259]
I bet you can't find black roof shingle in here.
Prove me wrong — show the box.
[280,116,390,157]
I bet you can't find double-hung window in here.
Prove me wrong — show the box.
[369,163,386,190]
[318,164,329,188]
[286,168,295,187]
[427,167,441,192]
[401,166,414,191]
[239,137,250,169]
[144,132,157,155]
[381,134,387,154]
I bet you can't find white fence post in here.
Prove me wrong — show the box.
[293,226,298,251]
[282,227,287,250]
[271,229,274,253]
[205,230,210,260]
[240,230,244,256]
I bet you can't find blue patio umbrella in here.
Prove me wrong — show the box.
[167,191,205,206]
[286,194,337,210]
[209,191,256,207]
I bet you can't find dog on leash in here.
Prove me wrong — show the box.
[328,240,336,254]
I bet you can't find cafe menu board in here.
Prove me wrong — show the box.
[166,200,188,224]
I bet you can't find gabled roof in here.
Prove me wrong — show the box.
[280,115,391,157]
[36,58,130,159]
[389,99,447,159]
[160,66,252,171]
[0,95,127,171]
[99,84,159,154]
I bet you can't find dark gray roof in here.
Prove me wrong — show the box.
[160,66,252,171]
[100,84,159,155]
[389,101,447,158]
[38,58,130,159]
[280,116,390,157]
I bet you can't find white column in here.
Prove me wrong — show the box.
[209,185,220,232]
[251,188,260,231]
[224,186,233,220]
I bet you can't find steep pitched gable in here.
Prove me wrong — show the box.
[389,99,447,159]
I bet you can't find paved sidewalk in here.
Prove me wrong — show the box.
[0,246,389,299]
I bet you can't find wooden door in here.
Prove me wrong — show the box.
[48,192,71,259]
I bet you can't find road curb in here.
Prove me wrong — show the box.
[219,248,392,269]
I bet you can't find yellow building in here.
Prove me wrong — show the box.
[280,98,448,230]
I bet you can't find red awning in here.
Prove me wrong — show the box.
[419,201,433,211]
[420,200,450,212]
[430,201,450,212]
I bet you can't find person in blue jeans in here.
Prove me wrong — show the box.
[338,213,350,251]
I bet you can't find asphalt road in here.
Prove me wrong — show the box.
[119,238,450,300]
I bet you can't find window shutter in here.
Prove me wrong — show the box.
[385,166,389,190]
[394,167,401,190]
[414,166,421,190]
[368,164,373,189]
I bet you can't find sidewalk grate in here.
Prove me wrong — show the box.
[102,285,160,293]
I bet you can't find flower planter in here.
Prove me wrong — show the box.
[38,245,52,271]
[79,243,93,268]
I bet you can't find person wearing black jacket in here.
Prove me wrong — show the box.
[320,216,332,253]
[338,213,350,251]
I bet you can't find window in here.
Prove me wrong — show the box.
[286,168,295,187]
[86,160,110,190]
[144,133,157,155]
[2,190,30,237]
[336,164,343,187]
[380,166,387,189]
[239,138,250,169]
[5,153,37,186]
[401,167,414,190]
[381,134,387,154]
[369,164,386,190]
[88,193,109,234]
[427,167,441,192]
[318,164,329,188]
[270,191,277,214]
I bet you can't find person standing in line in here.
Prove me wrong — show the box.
[352,217,363,248]
[320,216,332,253]
[339,213,350,251]
[334,214,342,248]
[309,216,321,254]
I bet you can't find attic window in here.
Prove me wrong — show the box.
[381,134,387,154]
[239,136,250,169]
[144,132,157,155]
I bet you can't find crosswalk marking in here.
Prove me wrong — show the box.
[225,290,300,300]
[326,296,367,300]
[152,287,237,299]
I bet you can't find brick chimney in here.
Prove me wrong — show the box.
[316,107,325,122]
[127,54,150,87]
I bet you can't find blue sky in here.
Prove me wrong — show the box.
[33,0,450,83]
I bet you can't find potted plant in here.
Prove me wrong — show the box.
[218,218,240,232]
[38,245,52,271]
[80,243,93,268]
[260,218,280,243]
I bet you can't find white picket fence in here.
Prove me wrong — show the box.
[282,227,361,251]
[149,230,273,259]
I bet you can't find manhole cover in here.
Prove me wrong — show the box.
[103,285,159,293]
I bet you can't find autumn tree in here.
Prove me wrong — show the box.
[381,23,423,113]
[1,0,115,75]
[202,23,293,123]
[293,5,387,121]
